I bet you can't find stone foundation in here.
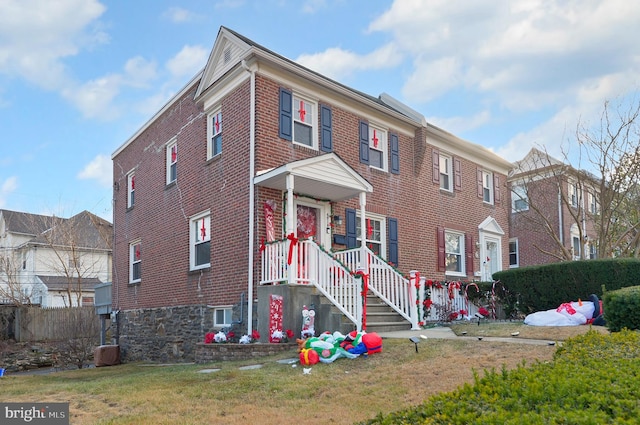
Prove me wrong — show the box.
[195,342,296,363]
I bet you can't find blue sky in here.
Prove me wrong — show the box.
[1,0,639,221]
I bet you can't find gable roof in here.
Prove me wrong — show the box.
[37,275,102,292]
[0,209,53,236]
[0,209,112,250]
[195,26,415,122]
[255,153,373,202]
[32,210,112,250]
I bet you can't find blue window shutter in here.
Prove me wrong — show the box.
[390,132,399,174]
[320,104,333,152]
[346,208,357,249]
[279,88,292,141]
[359,120,369,164]
[388,217,398,265]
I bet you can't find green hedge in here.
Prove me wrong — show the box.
[602,285,640,332]
[360,330,640,424]
[492,258,640,313]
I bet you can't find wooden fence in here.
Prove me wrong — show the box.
[10,306,100,342]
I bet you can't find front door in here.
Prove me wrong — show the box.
[295,199,330,248]
[482,237,500,281]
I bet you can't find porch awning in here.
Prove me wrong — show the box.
[254,153,373,201]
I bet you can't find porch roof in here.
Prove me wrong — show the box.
[254,153,373,201]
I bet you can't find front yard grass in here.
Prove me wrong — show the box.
[0,323,606,424]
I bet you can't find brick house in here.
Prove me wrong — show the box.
[508,148,599,268]
[111,27,512,362]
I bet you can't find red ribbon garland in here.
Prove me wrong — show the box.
[356,271,369,331]
[259,237,266,252]
[286,233,298,265]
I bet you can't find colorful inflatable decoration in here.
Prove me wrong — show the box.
[524,294,605,326]
[297,330,383,364]
[299,348,320,365]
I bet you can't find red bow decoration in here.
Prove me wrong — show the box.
[259,237,266,252]
[286,233,298,265]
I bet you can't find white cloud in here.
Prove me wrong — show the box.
[62,74,121,120]
[428,110,492,136]
[0,0,107,91]
[124,56,158,89]
[296,43,403,81]
[77,154,113,188]
[369,0,640,109]
[162,7,198,23]
[0,176,18,208]
[166,45,208,79]
[302,0,327,14]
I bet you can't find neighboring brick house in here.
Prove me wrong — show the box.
[508,148,599,268]
[0,209,112,307]
[111,27,512,362]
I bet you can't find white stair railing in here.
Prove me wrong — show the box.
[260,239,363,330]
[333,247,417,328]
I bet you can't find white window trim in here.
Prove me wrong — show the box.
[509,238,519,268]
[588,192,599,214]
[213,306,233,328]
[444,230,466,277]
[207,109,222,159]
[166,138,177,185]
[129,240,141,284]
[482,171,494,205]
[368,122,388,172]
[127,171,135,208]
[292,93,318,150]
[439,153,453,192]
[511,184,529,212]
[190,210,211,271]
[356,211,387,259]
[568,181,580,208]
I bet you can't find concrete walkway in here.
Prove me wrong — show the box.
[377,326,559,346]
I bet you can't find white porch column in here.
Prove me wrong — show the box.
[286,174,296,284]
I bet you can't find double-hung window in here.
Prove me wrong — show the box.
[569,181,579,208]
[359,121,390,172]
[588,192,599,214]
[440,154,453,191]
[355,214,386,257]
[445,230,465,275]
[511,184,529,212]
[190,212,211,270]
[166,139,177,184]
[127,172,135,208]
[293,95,314,147]
[208,110,222,158]
[509,239,519,268]
[367,124,387,171]
[129,241,141,283]
[482,171,494,204]
[279,88,318,149]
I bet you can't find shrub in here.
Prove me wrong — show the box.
[602,285,640,332]
[360,330,640,424]
[493,258,640,313]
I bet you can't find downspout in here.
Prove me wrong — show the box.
[243,59,256,335]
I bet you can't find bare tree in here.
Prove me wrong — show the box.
[510,98,640,261]
[30,211,112,307]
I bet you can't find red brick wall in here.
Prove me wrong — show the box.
[112,80,252,310]
[509,175,599,267]
[113,72,511,312]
